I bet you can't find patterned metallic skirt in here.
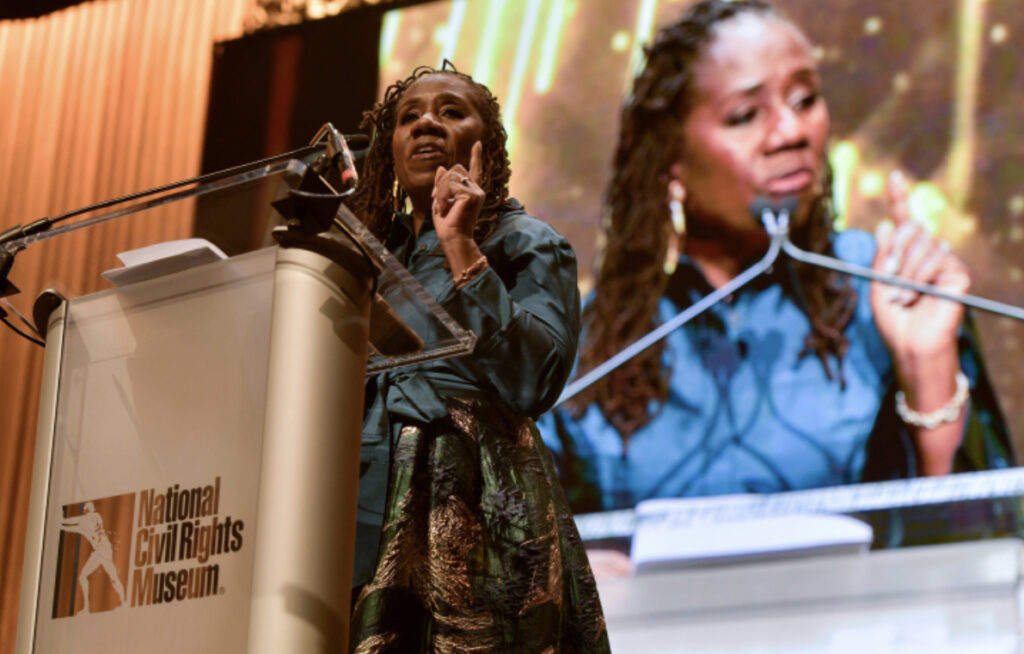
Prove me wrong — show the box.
[350,397,610,653]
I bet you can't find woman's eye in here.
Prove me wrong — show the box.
[442,107,464,119]
[399,111,419,124]
[725,107,757,127]
[793,92,819,111]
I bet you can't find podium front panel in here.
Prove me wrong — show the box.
[29,248,277,653]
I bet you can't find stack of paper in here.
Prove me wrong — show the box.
[102,238,227,286]
[631,498,873,573]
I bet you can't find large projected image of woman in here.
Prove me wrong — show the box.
[538,0,1013,521]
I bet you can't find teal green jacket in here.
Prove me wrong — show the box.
[354,200,581,585]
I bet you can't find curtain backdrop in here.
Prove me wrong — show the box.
[0,1,250,649]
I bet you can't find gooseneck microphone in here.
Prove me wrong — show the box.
[749,195,800,224]
[0,125,370,253]
[752,195,1024,323]
[0,124,369,346]
[555,195,1024,406]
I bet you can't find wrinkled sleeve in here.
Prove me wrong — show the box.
[434,216,581,417]
[861,312,1015,480]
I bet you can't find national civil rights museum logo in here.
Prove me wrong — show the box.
[52,477,246,618]
[52,494,133,617]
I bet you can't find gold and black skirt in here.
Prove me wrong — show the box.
[350,397,610,653]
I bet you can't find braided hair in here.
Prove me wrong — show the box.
[348,62,513,245]
[570,0,856,443]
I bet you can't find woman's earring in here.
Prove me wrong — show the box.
[392,176,403,213]
[668,181,686,235]
[665,179,687,274]
[669,198,686,235]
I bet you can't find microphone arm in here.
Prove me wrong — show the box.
[0,144,321,249]
[556,199,1024,407]
[0,124,369,300]
[0,124,368,348]
[769,215,1024,323]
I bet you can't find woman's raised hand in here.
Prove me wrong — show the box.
[432,140,485,245]
[870,170,970,362]
[870,170,970,474]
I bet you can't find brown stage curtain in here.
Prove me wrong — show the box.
[0,1,251,650]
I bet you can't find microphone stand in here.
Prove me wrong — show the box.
[556,202,1024,406]
[0,144,321,301]
[773,221,1024,323]
[0,124,370,302]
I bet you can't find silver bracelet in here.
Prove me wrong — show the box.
[895,370,970,430]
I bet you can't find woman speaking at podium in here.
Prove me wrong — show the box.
[345,63,609,652]
[539,1,1013,532]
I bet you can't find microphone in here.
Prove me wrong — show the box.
[335,132,369,185]
[750,195,799,231]
[308,124,370,189]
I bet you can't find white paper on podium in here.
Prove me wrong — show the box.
[101,238,227,286]
[630,498,873,573]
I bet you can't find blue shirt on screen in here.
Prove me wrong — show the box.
[538,229,1013,513]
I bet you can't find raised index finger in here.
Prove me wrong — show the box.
[886,169,911,226]
[884,169,924,268]
[469,141,484,184]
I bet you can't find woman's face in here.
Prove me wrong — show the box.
[674,13,830,237]
[392,73,487,207]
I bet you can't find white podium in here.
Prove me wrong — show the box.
[598,539,1023,653]
[577,475,1024,652]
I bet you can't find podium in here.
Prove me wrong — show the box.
[575,472,1024,651]
[597,538,1023,652]
[11,148,474,652]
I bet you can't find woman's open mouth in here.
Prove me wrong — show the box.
[763,169,813,195]
[410,141,446,163]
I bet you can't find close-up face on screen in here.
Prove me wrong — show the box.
[378,0,1024,518]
